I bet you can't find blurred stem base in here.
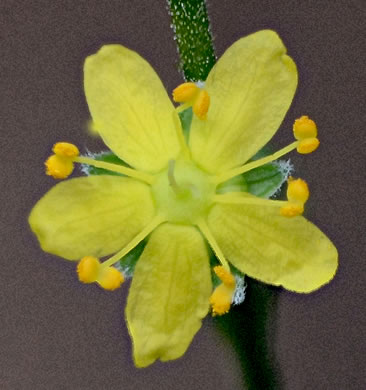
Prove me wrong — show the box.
[214,278,282,390]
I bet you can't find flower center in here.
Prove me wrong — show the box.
[152,159,215,224]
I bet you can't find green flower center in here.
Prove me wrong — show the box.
[152,159,215,224]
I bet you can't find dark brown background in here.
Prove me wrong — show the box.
[1,0,365,389]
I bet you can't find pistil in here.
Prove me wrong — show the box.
[168,160,180,195]
[167,160,192,197]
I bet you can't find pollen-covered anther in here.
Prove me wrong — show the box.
[45,154,75,179]
[76,256,124,291]
[77,256,100,283]
[210,266,236,316]
[96,266,124,291]
[172,82,210,120]
[53,142,79,157]
[297,137,320,154]
[193,90,210,120]
[45,142,79,179]
[287,177,309,203]
[280,203,304,217]
[280,177,309,217]
[293,116,319,154]
[213,266,236,287]
[293,115,317,140]
[210,283,235,316]
[172,82,199,103]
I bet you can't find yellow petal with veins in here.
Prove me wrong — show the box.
[189,30,297,174]
[29,176,155,260]
[126,223,211,367]
[207,196,338,293]
[84,45,181,173]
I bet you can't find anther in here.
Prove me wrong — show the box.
[280,177,309,217]
[193,90,210,120]
[287,177,309,203]
[214,266,235,287]
[76,256,124,291]
[45,154,74,179]
[293,116,319,154]
[210,266,236,316]
[293,116,317,140]
[172,82,199,103]
[77,256,100,283]
[53,142,79,157]
[280,203,304,217]
[172,82,210,120]
[45,142,79,179]
[97,267,124,291]
[297,137,320,154]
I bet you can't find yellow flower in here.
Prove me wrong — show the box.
[29,30,337,367]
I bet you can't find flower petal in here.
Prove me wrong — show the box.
[126,223,211,367]
[189,30,298,174]
[207,200,338,292]
[84,45,181,172]
[29,176,155,260]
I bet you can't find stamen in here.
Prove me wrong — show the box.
[213,193,286,207]
[74,156,155,185]
[293,116,317,140]
[45,155,75,179]
[53,142,79,157]
[45,142,80,179]
[172,82,199,103]
[77,256,124,291]
[101,215,166,268]
[214,266,236,287]
[197,218,230,271]
[280,203,304,217]
[77,256,100,283]
[210,283,235,316]
[293,116,320,154]
[297,137,320,154]
[280,177,309,217]
[172,82,210,120]
[172,112,191,159]
[193,90,210,120]
[97,267,124,291]
[214,141,299,184]
[286,177,309,203]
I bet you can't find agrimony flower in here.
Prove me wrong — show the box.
[29,30,337,367]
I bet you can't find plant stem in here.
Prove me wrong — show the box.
[167,0,216,81]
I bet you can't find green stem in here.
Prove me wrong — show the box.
[214,279,282,389]
[167,0,216,81]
